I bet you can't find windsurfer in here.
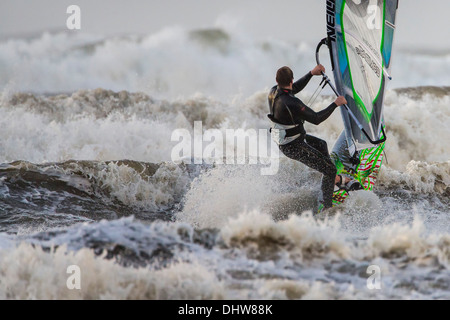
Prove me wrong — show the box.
[268,65,361,211]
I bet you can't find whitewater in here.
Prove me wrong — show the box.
[0,28,449,300]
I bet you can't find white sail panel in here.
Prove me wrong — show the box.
[342,0,384,121]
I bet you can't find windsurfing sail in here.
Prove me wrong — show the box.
[325,0,399,154]
[314,0,399,210]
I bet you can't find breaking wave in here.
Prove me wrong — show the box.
[1,28,448,98]
[1,211,449,299]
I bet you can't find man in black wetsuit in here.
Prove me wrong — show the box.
[268,65,348,211]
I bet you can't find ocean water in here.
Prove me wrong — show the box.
[0,28,449,300]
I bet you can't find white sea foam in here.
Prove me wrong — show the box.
[0,29,448,99]
[2,211,449,300]
[0,86,447,220]
[63,160,192,210]
[0,243,225,300]
[1,160,192,211]
[1,86,448,170]
[378,160,450,195]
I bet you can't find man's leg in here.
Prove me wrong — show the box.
[303,135,338,207]
[304,135,331,159]
[306,134,352,186]
[280,138,337,209]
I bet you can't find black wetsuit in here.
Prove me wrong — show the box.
[268,72,339,209]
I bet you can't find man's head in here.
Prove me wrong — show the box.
[276,66,294,88]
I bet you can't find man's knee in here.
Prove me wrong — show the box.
[326,163,337,177]
[316,140,329,156]
[316,162,337,178]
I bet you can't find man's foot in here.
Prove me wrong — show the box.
[335,175,363,192]
[344,179,364,192]
[335,174,348,189]
[317,202,325,214]
[316,202,340,217]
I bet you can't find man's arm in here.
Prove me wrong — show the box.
[292,72,313,95]
[290,95,346,125]
[292,64,326,95]
[301,103,338,125]
[294,101,338,125]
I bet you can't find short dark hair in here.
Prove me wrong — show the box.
[276,66,294,87]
